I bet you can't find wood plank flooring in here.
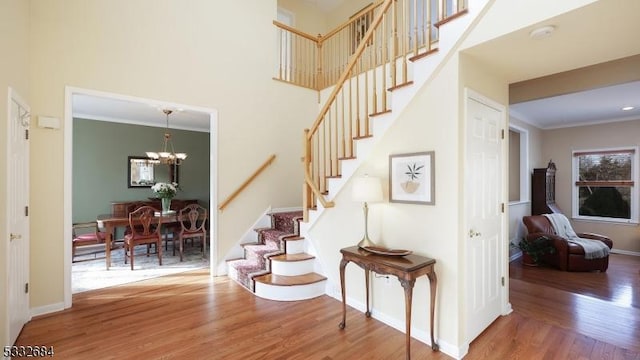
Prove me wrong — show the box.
[14,254,640,359]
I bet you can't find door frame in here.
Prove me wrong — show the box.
[63,87,219,307]
[462,88,512,347]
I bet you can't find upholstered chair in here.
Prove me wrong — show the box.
[522,215,613,272]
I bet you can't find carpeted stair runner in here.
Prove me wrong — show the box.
[229,211,303,291]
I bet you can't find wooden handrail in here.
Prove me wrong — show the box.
[306,0,393,139]
[301,0,394,218]
[273,20,320,43]
[218,154,277,211]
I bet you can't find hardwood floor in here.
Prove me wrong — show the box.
[14,254,640,359]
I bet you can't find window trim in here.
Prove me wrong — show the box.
[572,146,639,224]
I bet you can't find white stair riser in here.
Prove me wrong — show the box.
[284,238,305,254]
[254,280,327,301]
[271,258,315,276]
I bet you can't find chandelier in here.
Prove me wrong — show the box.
[146,109,187,165]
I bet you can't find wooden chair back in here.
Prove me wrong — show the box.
[179,204,207,234]
[128,206,162,238]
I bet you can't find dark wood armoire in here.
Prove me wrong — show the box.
[531,160,561,215]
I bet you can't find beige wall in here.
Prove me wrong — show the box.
[27,0,318,310]
[542,119,640,253]
[509,130,520,201]
[277,0,328,35]
[0,0,30,346]
[325,0,373,31]
[507,116,544,251]
[308,0,606,354]
[311,53,466,350]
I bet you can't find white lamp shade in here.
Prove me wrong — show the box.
[352,176,383,203]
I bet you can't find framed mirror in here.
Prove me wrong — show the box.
[128,156,157,187]
[127,156,180,188]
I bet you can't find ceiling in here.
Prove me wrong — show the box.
[72,94,211,132]
[72,0,640,132]
[510,80,640,129]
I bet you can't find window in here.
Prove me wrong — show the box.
[572,148,638,223]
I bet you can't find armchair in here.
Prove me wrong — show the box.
[72,221,106,262]
[522,215,613,272]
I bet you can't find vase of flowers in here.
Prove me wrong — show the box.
[152,182,178,213]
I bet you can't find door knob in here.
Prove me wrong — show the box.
[469,229,481,238]
[10,233,22,241]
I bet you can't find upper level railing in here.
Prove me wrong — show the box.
[274,0,466,91]
[274,0,468,220]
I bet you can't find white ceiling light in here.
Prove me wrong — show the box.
[529,25,555,39]
[622,106,635,111]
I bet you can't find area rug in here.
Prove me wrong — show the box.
[72,241,209,293]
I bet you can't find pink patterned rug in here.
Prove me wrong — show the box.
[228,211,302,290]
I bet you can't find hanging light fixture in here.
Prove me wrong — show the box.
[146,109,187,165]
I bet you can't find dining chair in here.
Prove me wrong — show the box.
[175,204,208,261]
[123,205,163,270]
[72,221,106,262]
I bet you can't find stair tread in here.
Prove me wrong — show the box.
[370,109,391,117]
[353,134,373,140]
[241,242,261,247]
[283,236,304,241]
[270,253,315,262]
[388,81,414,92]
[409,48,438,62]
[253,273,327,286]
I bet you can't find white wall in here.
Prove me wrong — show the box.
[0,0,30,346]
[27,0,318,310]
[311,53,465,351]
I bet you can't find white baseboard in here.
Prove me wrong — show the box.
[271,206,303,213]
[325,289,461,359]
[611,248,640,257]
[31,302,65,318]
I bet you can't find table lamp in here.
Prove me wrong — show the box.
[351,175,383,248]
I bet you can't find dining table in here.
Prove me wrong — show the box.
[97,211,197,270]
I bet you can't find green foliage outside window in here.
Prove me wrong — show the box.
[576,152,632,220]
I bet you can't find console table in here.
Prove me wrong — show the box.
[338,246,438,359]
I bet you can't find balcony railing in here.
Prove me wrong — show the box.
[274,0,468,219]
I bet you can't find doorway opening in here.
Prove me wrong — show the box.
[63,87,218,305]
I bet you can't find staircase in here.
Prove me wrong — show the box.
[227,0,486,301]
[227,210,327,301]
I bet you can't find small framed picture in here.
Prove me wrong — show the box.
[389,151,435,205]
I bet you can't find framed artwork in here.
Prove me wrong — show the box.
[128,156,156,188]
[389,151,435,205]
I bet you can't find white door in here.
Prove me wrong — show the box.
[8,90,31,345]
[465,92,504,344]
